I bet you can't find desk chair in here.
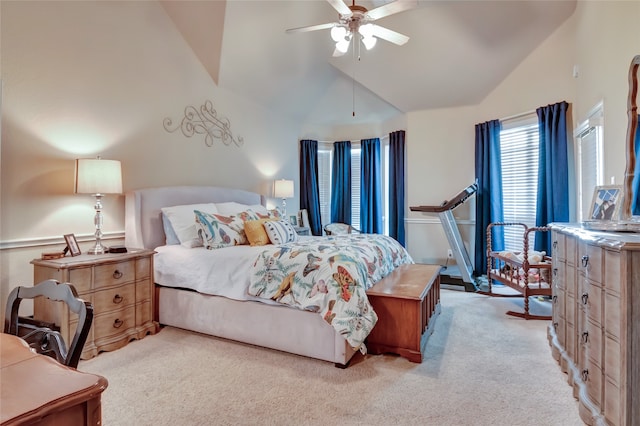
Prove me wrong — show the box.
[324,223,361,236]
[4,279,93,369]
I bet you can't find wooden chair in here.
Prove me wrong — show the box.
[324,223,361,236]
[4,279,93,369]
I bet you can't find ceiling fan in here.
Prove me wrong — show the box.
[286,0,418,57]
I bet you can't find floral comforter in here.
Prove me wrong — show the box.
[247,234,413,349]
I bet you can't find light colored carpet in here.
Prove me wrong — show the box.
[79,289,582,425]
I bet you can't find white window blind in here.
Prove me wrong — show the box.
[500,115,539,251]
[317,147,332,227]
[351,147,361,229]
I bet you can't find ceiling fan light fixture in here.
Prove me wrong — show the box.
[330,25,347,42]
[362,35,377,50]
[358,23,374,38]
[335,37,350,53]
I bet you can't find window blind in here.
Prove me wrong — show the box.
[351,147,361,228]
[500,116,539,251]
[317,148,332,227]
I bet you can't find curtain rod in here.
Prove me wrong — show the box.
[316,134,390,144]
[501,109,536,122]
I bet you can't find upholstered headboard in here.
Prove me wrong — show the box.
[124,186,266,250]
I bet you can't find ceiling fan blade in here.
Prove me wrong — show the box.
[370,24,410,45]
[366,0,418,21]
[286,22,335,34]
[326,0,352,16]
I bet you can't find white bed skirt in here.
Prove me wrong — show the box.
[158,286,357,366]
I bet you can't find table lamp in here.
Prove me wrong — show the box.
[75,157,123,255]
[273,179,294,217]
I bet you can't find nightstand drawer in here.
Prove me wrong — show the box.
[94,261,135,288]
[68,267,93,293]
[136,256,151,279]
[93,306,136,339]
[93,283,135,313]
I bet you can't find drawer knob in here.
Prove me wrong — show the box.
[113,294,124,304]
[553,268,558,277]
[582,293,589,305]
[553,322,558,331]
[552,295,558,303]
[113,318,124,328]
[553,240,558,249]
[581,255,589,267]
[113,270,123,279]
[581,369,589,382]
[582,331,589,344]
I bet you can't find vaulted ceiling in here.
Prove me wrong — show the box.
[162,0,577,126]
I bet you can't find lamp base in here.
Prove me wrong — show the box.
[88,242,108,255]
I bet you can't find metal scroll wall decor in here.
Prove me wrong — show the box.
[163,100,244,148]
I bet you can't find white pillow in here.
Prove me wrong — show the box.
[160,203,218,248]
[215,202,250,216]
[264,220,299,245]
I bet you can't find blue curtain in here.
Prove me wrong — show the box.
[535,101,570,254]
[474,120,503,276]
[389,130,406,246]
[299,139,323,236]
[632,114,640,215]
[330,141,352,224]
[360,138,383,233]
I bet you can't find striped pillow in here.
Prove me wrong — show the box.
[263,220,298,245]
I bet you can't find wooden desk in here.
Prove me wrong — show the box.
[0,334,108,425]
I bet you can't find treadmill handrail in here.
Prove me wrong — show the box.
[410,182,478,213]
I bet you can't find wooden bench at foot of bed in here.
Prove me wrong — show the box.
[366,264,441,363]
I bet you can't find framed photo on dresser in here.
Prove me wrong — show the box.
[64,234,81,256]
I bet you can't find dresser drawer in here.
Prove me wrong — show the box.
[94,261,135,289]
[67,267,93,293]
[92,283,135,313]
[604,335,621,384]
[604,377,621,426]
[136,300,152,327]
[580,243,602,284]
[586,362,602,408]
[604,292,621,340]
[586,319,602,368]
[93,306,136,340]
[135,279,152,302]
[136,256,151,279]
[604,250,621,295]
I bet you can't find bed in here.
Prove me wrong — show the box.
[480,222,552,320]
[124,185,413,367]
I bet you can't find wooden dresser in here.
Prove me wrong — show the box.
[548,224,640,426]
[31,248,158,360]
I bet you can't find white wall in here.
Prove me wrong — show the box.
[0,1,301,313]
[405,0,638,267]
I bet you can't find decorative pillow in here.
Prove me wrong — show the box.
[264,220,298,245]
[160,203,219,247]
[244,219,273,246]
[268,208,282,220]
[194,210,245,249]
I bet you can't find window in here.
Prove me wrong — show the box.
[317,140,388,233]
[575,102,604,221]
[500,114,539,251]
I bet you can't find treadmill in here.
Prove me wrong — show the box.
[410,182,478,292]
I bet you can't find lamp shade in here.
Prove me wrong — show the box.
[273,179,294,199]
[74,158,123,195]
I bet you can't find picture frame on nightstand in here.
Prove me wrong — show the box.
[63,234,81,256]
[289,215,298,226]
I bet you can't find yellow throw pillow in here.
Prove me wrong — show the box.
[244,219,272,246]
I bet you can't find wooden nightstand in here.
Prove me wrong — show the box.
[31,248,158,360]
